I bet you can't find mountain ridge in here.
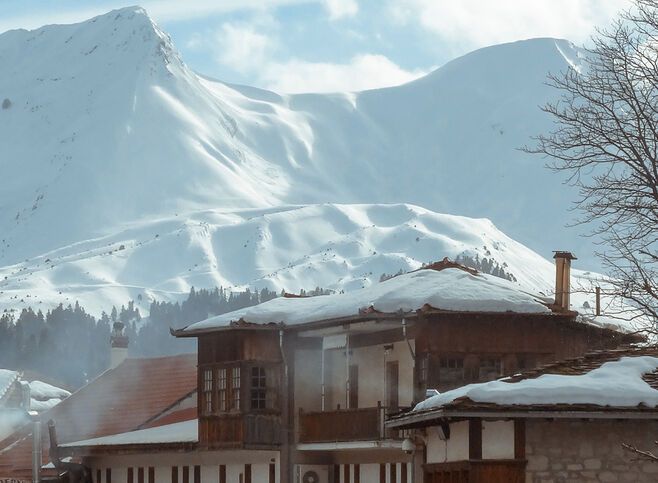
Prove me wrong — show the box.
[0,8,602,317]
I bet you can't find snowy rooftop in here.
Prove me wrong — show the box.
[413,353,658,415]
[60,419,197,448]
[182,266,553,333]
[0,369,19,402]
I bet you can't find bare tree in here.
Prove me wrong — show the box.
[528,0,658,331]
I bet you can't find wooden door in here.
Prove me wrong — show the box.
[349,364,359,409]
[386,361,399,411]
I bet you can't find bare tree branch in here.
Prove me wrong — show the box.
[525,0,658,333]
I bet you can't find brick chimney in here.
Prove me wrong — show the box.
[110,321,129,369]
[553,251,577,312]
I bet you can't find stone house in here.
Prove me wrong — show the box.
[388,347,658,482]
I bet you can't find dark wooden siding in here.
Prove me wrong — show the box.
[198,330,282,365]
[199,413,282,448]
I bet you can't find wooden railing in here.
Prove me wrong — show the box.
[424,460,526,483]
[199,413,281,448]
[298,405,402,443]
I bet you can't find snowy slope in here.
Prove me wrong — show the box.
[0,8,606,318]
[0,203,613,326]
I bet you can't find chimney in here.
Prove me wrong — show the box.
[553,251,577,312]
[110,321,129,369]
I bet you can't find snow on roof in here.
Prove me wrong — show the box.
[28,380,71,401]
[0,369,19,402]
[183,268,551,333]
[414,356,658,412]
[60,419,197,448]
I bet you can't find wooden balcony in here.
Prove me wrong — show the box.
[424,460,526,483]
[298,406,401,443]
[199,413,281,448]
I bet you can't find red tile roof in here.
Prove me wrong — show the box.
[142,407,197,429]
[0,353,197,476]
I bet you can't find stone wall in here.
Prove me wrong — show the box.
[525,419,658,482]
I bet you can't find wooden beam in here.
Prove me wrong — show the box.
[514,419,526,459]
[468,418,482,460]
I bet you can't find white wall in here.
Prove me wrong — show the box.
[319,339,415,411]
[87,449,279,483]
[332,462,411,483]
[482,420,514,459]
[426,421,469,463]
[425,420,515,463]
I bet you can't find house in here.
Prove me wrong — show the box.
[46,254,639,483]
[387,346,658,483]
[0,350,197,480]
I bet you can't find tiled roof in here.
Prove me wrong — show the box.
[0,353,197,476]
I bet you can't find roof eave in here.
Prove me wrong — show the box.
[387,407,658,429]
[58,441,198,457]
[172,308,576,338]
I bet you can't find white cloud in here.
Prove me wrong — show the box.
[0,0,312,33]
[324,0,359,20]
[215,23,275,73]
[389,0,631,52]
[209,16,424,93]
[261,54,426,93]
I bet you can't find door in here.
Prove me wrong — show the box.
[349,364,359,409]
[386,361,399,412]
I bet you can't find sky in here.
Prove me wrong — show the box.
[0,0,632,94]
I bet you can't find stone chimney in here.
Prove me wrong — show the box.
[553,251,577,312]
[110,321,129,369]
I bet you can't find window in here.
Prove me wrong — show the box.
[480,358,501,381]
[232,366,241,410]
[202,363,280,414]
[219,466,226,483]
[439,357,464,385]
[106,469,112,483]
[251,367,267,409]
[171,467,178,483]
[249,365,279,410]
[148,468,154,483]
[202,369,213,415]
[218,368,227,411]
[194,466,200,483]
[418,355,428,385]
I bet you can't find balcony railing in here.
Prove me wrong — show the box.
[298,405,402,443]
[199,413,281,448]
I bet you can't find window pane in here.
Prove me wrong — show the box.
[232,367,241,410]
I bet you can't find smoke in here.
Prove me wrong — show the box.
[0,409,28,443]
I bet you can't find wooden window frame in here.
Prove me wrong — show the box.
[200,362,281,415]
[202,368,214,415]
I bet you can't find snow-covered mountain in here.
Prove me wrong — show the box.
[0,7,598,316]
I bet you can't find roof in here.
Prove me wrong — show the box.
[178,263,554,335]
[389,347,658,428]
[0,353,197,477]
[0,369,19,405]
[59,419,197,454]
